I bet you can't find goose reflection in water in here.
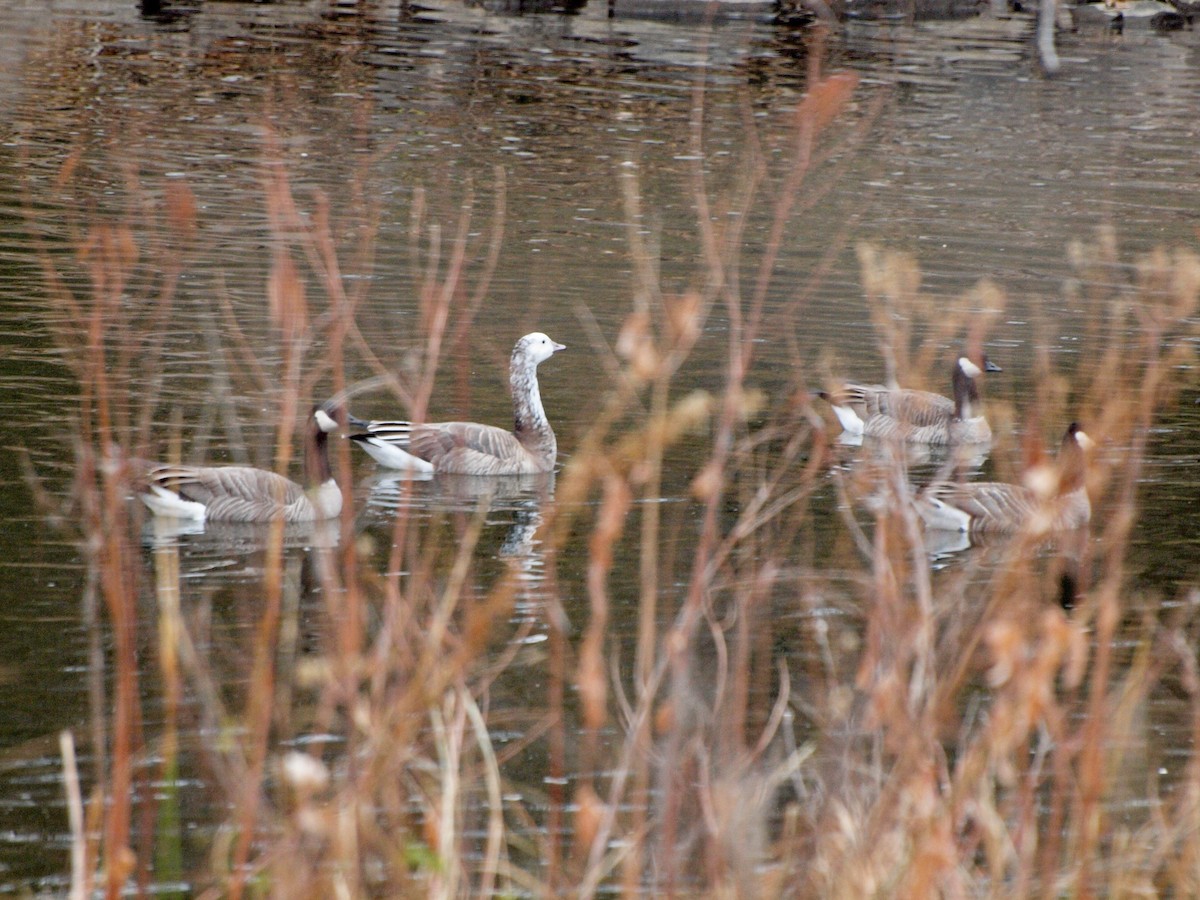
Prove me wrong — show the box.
[358,470,557,630]
[141,514,344,608]
[359,468,556,568]
[829,428,994,476]
[925,526,1090,611]
[143,514,342,553]
[359,470,556,516]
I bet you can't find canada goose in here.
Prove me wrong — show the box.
[134,405,347,523]
[916,422,1094,536]
[819,355,1001,445]
[351,332,565,475]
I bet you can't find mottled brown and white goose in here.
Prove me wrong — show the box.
[916,422,1094,537]
[135,405,346,523]
[350,332,565,475]
[820,355,1001,445]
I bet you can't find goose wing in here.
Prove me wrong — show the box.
[866,387,954,427]
[356,420,413,444]
[148,465,306,522]
[410,422,536,474]
[356,419,550,474]
[920,480,1037,535]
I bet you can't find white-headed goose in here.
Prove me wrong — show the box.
[351,332,565,475]
[820,354,1001,445]
[916,422,1094,537]
[135,405,347,523]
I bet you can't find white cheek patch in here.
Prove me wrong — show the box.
[1075,430,1095,450]
[314,409,338,433]
[958,357,983,378]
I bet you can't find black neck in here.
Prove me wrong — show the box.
[952,364,979,421]
[305,413,333,486]
[1060,426,1086,491]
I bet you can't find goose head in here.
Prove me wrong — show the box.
[951,353,1001,417]
[1060,422,1095,488]
[516,332,566,367]
[1025,422,1094,499]
[314,408,340,433]
[307,404,349,485]
[312,403,349,434]
[956,354,1002,381]
[1065,421,1094,452]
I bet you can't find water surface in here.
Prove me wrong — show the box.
[0,0,1198,890]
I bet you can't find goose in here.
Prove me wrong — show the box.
[350,332,565,475]
[916,422,1094,536]
[818,355,1001,445]
[134,405,347,523]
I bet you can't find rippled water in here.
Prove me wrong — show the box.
[0,0,1198,890]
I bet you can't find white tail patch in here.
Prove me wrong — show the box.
[354,436,435,473]
[919,496,972,533]
[140,485,207,522]
[831,403,865,436]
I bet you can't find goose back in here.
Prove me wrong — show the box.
[412,421,555,475]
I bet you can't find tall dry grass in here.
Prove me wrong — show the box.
[30,32,1200,900]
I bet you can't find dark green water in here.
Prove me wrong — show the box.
[0,0,1197,890]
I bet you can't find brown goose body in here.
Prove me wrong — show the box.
[351,332,565,475]
[135,406,345,523]
[916,423,1093,536]
[823,355,999,445]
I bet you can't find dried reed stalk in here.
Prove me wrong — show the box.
[32,38,1200,900]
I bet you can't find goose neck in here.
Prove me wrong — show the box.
[305,417,333,487]
[511,355,550,436]
[952,365,980,421]
[1059,436,1088,493]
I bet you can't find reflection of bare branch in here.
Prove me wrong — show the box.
[214,269,271,396]
[201,317,250,465]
